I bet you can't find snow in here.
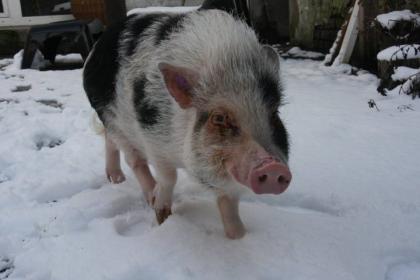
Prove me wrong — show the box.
[375,10,420,30]
[283,47,325,60]
[54,54,84,64]
[127,6,199,16]
[52,3,71,13]
[5,51,84,71]
[6,50,23,71]
[1,57,420,280]
[385,261,420,280]
[377,44,420,61]
[392,66,419,81]
[324,29,343,65]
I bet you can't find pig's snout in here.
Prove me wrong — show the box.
[249,159,292,194]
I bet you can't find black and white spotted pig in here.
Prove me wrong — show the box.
[83,9,291,239]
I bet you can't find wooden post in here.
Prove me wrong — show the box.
[104,0,126,25]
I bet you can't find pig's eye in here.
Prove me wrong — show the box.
[211,113,227,126]
[210,113,240,136]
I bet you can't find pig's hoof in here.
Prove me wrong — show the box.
[224,223,246,239]
[106,169,126,184]
[155,207,172,225]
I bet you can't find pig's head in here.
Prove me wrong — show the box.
[158,29,291,195]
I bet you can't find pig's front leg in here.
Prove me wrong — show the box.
[152,163,177,224]
[217,195,246,239]
[125,149,156,205]
[105,133,126,184]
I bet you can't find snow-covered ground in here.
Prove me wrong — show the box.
[0,58,419,280]
[282,47,325,60]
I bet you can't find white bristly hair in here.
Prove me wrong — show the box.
[104,9,283,195]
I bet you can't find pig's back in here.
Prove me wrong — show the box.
[83,19,126,121]
[83,13,164,122]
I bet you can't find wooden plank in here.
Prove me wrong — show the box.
[324,0,357,66]
[333,0,361,65]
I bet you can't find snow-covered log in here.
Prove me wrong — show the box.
[391,66,420,82]
[375,9,420,30]
[377,44,420,61]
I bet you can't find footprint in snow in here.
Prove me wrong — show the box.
[0,98,19,104]
[33,134,64,150]
[36,99,63,110]
[0,173,9,184]
[245,192,344,217]
[114,211,153,237]
[10,84,31,92]
[0,258,14,279]
[385,260,420,280]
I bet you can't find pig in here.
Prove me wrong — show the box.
[83,9,291,239]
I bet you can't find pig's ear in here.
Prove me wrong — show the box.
[158,62,198,109]
[262,45,280,73]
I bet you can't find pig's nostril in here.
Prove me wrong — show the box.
[277,176,289,184]
[258,174,267,183]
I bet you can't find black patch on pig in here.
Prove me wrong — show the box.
[133,77,159,128]
[155,14,185,45]
[83,18,127,122]
[200,0,236,12]
[259,73,281,108]
[133,77,146,101]
[125,14,160,57]
[194,111,210,133]
[270,115,289,159]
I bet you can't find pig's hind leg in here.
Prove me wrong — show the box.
[105,133,126,184]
